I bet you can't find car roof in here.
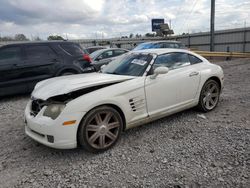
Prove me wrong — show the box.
[86,46,106,49]
[94,48,128,54]
[1,41,78,47]
[102,48,128,51]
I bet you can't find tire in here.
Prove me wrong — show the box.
[197,79,220,112]
[60,72,76,76]
[77,106,123,153]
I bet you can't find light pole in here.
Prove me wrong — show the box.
[210,0,215,51]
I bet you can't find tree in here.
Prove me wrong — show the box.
[129,33,134,38]
[135,33,141,38]
[33,36,42,41]
[0,36,13,41]
[145,33,155,37]
[47,35,64,40]
[14,34,28,41]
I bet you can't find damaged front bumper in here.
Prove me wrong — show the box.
[24,100,86,149]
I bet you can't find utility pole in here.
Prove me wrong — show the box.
[210,0,215,51]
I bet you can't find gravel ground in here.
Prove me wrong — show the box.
[0,58,249,188]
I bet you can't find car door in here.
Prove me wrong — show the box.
[23,44,59,90]
[145,52,200,117]
[0,45,29,96]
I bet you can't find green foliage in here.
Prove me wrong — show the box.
[0,34,29,41]
[47,35,64,40]
[145,33,156,37]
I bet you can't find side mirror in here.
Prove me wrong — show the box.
[150,67,169,79]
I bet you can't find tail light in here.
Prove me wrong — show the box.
[83,54,92,63]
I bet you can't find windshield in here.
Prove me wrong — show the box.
[102,53,153,76]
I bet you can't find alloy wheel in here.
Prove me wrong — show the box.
[85,111,120,149]
[202,82,219,110]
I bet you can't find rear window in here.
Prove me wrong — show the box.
[60,43,86,56]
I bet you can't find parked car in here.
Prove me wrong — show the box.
[0,41,94,97]
[86,46,107,54]
[25,48,224,152]
[132,40,186,51]
[90,48,129,71]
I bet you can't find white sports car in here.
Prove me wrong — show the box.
[24,49,224,152]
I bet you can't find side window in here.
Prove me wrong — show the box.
[153,53,191,70]
[153,43,163,48]
[114,50,127,56]
[164,43,175,48]
[174,43,180,48]
[26,45,56,59]
[100,50,113,59]
[188,54,202,64]
[0,47,21,61]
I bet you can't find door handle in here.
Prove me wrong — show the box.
[189,71,199,77]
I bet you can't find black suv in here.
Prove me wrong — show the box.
[0,41,94,97]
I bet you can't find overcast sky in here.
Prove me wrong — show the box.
[0,0,249,39]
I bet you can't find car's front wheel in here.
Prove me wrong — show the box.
[78,106,123,152]
[197,79,220,112]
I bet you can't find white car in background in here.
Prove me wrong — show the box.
[24,49,224,152]
[90,48,129,71]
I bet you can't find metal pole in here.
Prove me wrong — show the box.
[210,0,215,51]
[243,21,246,52]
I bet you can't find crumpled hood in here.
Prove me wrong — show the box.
[32,73,134,100]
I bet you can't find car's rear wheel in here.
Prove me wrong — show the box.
[78,106,123,152]
[197,79,220,112]
[60,72,75,76]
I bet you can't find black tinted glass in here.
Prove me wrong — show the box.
[0,47,21,61]
[188,54,202,64]
[100,50,113,59]
[26,45,56,59]
[60,43,85,56]
[114,50,127,56]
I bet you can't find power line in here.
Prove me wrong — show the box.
[179,0,199,34]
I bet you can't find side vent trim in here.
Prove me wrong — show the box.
[129,97,145,112]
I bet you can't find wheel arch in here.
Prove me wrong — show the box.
[206,76,222,91]
[76,103,127,144]
[56,67,80,76]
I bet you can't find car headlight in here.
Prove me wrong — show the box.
[43,104,65,120]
